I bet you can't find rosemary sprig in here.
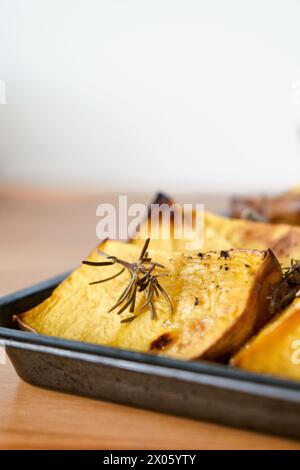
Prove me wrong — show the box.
[82,238,173,323]
[269,259,300,315]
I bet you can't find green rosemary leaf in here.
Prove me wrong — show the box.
[108,276,135,313]
[115,290,137,315]
[139,238,150,260]
[82,260,114,267]
[149,298,156,320]
[138,286,155,312]
[120,315,137,324]
[156,283,173,315]
[129,285,137,313]
[85,238,173,321]
[89,268,125,285]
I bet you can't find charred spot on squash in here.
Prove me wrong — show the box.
[151,192,174,207]
[150,333,174,351]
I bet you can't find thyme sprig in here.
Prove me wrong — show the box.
[82,238,173,323]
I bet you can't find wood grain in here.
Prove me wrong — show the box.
[0,186,299,450]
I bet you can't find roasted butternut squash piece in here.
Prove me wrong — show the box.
[230,186,300,225]
[231,298,300,382]
[133,212,232,252]
[15,241,282,360]
[204,212,300,266]
[133,197,300,265]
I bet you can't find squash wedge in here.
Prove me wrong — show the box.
[15,241,282,361]
[230,186,300,225]
[133,196,300,265]
[204,212,300,266]
[231,297,300,382]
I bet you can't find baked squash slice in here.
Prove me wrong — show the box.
[15,240,282,361]
[230,186,300,225]
[133,195,300,265]
[231,297,300,381]
[204,212,300,266]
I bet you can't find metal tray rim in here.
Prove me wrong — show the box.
[1,273,300,395]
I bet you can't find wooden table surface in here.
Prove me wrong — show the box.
[1,186,300,450]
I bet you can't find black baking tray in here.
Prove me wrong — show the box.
[1,276,300,440]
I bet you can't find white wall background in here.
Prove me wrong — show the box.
[0,0,300,192]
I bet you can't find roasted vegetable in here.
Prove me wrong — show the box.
[134,201,300,265]
[231,297,300,382]
[230,187,300,225]
[204,211,300,266]
[14,241,282,361]
[133,209,232,253]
